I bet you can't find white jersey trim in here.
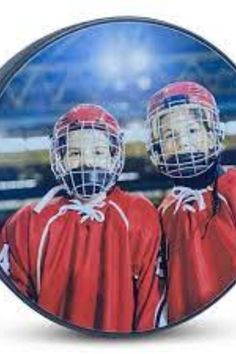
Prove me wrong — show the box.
[153,286,168,328]
[108,200,129,231]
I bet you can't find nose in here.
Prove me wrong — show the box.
[82,150,94,167]
[175,133,192,152]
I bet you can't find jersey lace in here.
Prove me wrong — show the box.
[160,186,209,215]
[34,185,106,294]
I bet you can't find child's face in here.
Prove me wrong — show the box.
[151,105,216,160]
[62,128,113,171]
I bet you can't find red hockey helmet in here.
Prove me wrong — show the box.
[146,81,224,178]
[148,81,218,115]
[50,104,125,199]
[54,104,121,136]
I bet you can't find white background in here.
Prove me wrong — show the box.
[1,0,236,353]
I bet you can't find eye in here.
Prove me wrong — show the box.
[164,132,174,140]
[95,147,107,155]
[95,150,103,155]
[69,151,81,157]
[189,127,198,134]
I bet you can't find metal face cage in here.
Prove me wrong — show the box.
[50,120,125,199]
[146,99,224,178]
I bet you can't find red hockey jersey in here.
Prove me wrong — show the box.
[0,187,161,333]
[158,169,236,325]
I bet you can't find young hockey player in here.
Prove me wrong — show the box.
[146,81,236,326]
[0,104,161,333]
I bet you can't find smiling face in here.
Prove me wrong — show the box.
[62,128,114,171]
[153,105,216,160]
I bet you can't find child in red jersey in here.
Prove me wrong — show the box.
[0,104,161,333]
[146,81,236,327]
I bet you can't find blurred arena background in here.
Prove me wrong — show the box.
[1,21,236,227]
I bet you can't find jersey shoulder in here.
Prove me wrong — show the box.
[158,192,175,216]
[218,167,236,193]
[111,187,156,215]
[5,196,65,227]
[110,187,159,236]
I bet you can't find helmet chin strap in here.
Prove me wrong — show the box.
[172,159,224,189]
[64,168,114,199]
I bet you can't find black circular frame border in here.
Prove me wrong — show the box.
[0,16,236,338]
